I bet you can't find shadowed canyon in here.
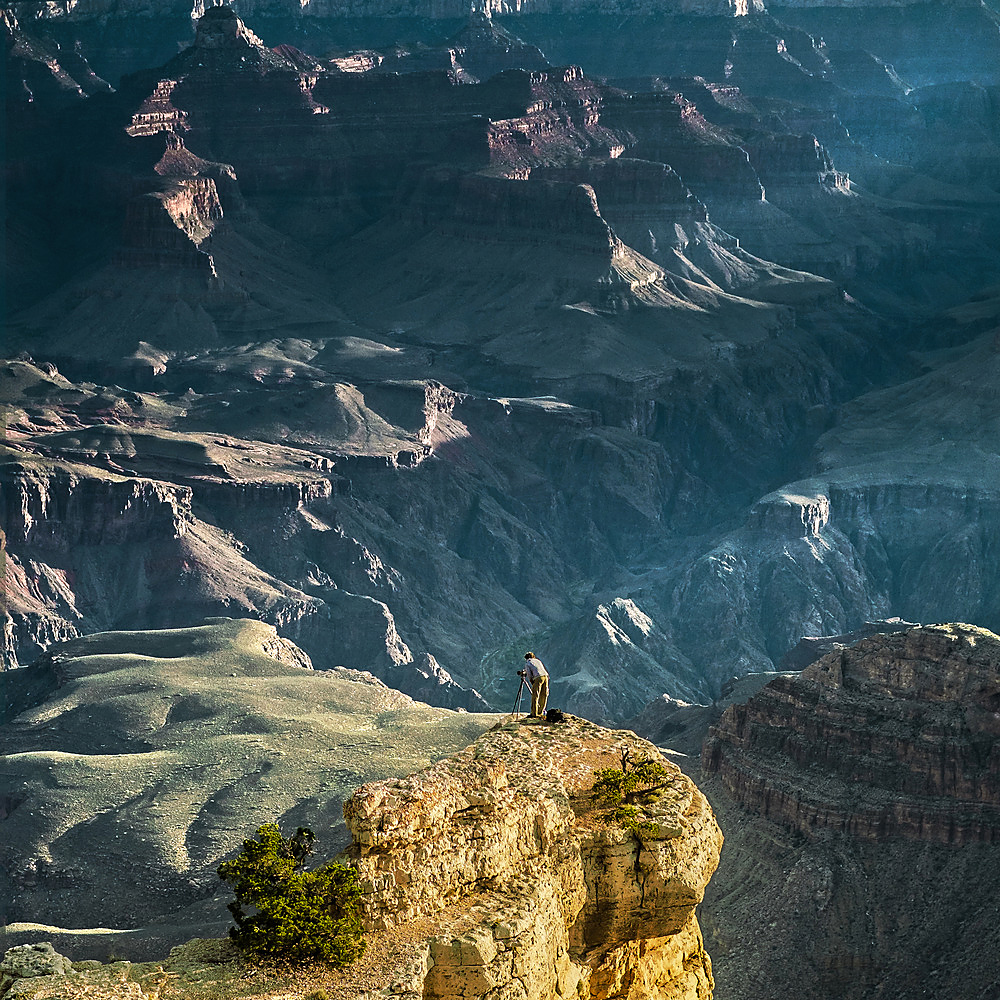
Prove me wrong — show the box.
[3,0,1000,996]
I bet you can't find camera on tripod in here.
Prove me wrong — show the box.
[517,669,526,678]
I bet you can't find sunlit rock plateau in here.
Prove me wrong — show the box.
[339,717,722,999]
[0,717,722,1000]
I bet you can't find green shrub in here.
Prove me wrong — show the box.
[591,748,669,839]
[607,803,660,839]
[217,823,366,966]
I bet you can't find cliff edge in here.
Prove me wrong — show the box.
[0,715,722,999]
[341,715,723,1000]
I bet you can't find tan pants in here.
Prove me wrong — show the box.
[531,676,548,718]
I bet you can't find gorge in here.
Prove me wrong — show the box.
[5,0,1000,720]
[3,0,1000,995]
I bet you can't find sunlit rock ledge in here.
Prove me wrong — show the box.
[343,715,723,1000]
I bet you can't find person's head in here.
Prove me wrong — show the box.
[524,652,535,660]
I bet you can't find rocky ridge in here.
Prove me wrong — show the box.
[703,623,1000,843]
[341,716,723,999]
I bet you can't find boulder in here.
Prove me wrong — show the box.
[0,943,73,994]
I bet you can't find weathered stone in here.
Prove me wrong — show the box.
[703,623,1000,844]
[0,943,73,994]
[343,715,723,999]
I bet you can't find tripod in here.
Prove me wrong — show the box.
[510,672,527,721]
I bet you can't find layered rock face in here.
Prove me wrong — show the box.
[2,462,190,549]
[343,716,722,1000]
[694,623,1000,999]
[703,624,1000,843]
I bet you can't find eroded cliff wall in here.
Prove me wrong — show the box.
[342,715,723,1000]
[698,623,1000,999]
[703,623,1000,843]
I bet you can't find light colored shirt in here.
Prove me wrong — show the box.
[525,657,547,682]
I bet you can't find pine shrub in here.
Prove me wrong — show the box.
[591,749,669,838]
[217,823,366,966]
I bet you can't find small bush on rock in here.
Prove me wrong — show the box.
[218,823,365,966]
[592,747,669,838]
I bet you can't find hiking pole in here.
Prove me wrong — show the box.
[511,671,527,721]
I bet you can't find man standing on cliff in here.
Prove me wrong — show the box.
[523,652,549,719]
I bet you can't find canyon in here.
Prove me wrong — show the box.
[4,621,1000,999]
[3,0,1000,995]
[5,1,1000,725]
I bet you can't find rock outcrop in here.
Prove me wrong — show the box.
[696,621,1000,1000]
[0,714,722,998]
[343,715,722,1000]
[0,943,73,996]
[777,617,919,671]
[703,623,1000,843]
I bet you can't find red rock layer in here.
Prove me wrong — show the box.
[703,624,1000,844]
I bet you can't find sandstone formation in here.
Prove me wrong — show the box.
[695,623,1000,999]
[0,619,496,956]
[0,719,722,1000]
[341,715,722,999]
[703,623,1000,842]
